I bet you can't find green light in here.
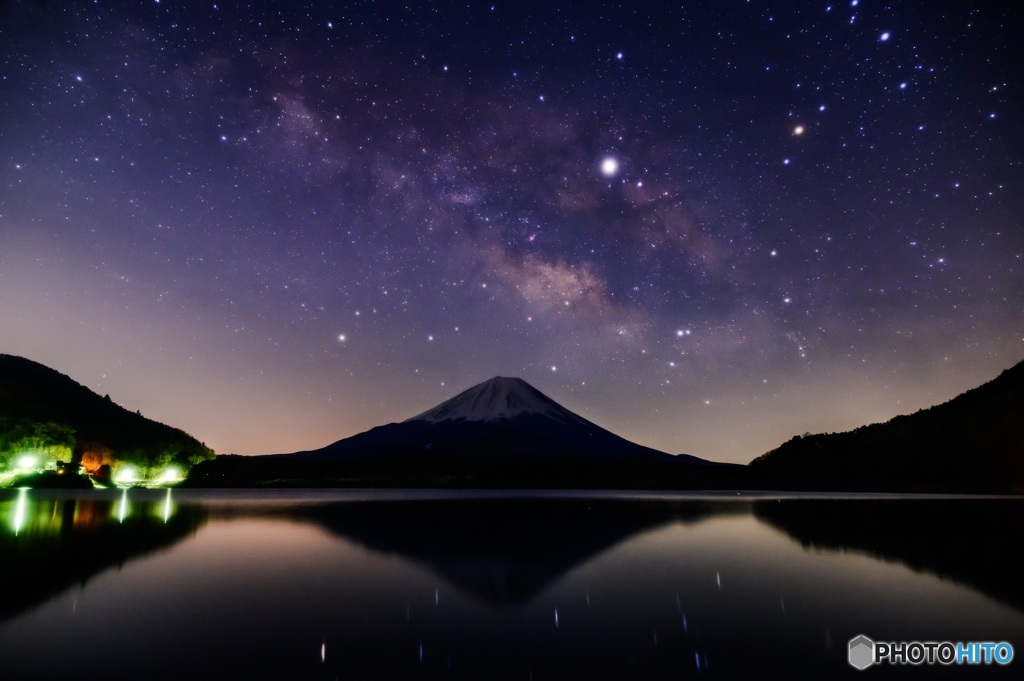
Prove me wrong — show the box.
[114,465,138,485]
[159,466,183,484]
[16,455,38,471]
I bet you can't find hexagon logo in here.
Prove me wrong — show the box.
[849,635,875,670]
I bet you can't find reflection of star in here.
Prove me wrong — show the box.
[600,157,619,176]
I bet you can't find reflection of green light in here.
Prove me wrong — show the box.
[118,488,129,523]
[13,488,28,535]
[162,489,173,523]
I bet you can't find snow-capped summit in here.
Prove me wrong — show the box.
[407,376,584,425]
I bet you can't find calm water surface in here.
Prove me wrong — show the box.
[0,489,1021,679]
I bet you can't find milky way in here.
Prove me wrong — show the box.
[1,1,1021,462]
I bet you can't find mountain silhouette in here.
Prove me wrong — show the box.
[749,359,1024,492]
[0,354,214,479]
[188,376,743,488]
[297,376,677,464]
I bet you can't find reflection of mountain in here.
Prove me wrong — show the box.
[287,498,736,607]
[753,498,1024,612]
[0,492,207,623]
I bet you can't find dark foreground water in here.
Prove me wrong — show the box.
[0,489,1021,680]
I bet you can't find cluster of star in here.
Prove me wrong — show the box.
[0,1,1019,461]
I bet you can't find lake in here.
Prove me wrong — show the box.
[1,488,1021,679]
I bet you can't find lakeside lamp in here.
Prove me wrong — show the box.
[114,465,138,485]
[160,466,183,484]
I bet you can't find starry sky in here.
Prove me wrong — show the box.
[1,1,1021,463]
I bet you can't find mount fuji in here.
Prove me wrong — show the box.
[301,376,677,464]
[188,376,739,487]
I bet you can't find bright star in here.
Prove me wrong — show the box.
[793,125,805,135]
[600,157,619,176]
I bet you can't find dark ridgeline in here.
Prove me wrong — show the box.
[187,376,746,488]
[749,359,1024,493]
[188,362,1024,492]
[0,354,214,481]
[5,353,1022,492]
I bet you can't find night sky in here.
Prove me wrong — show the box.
[1,1,1021,463]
